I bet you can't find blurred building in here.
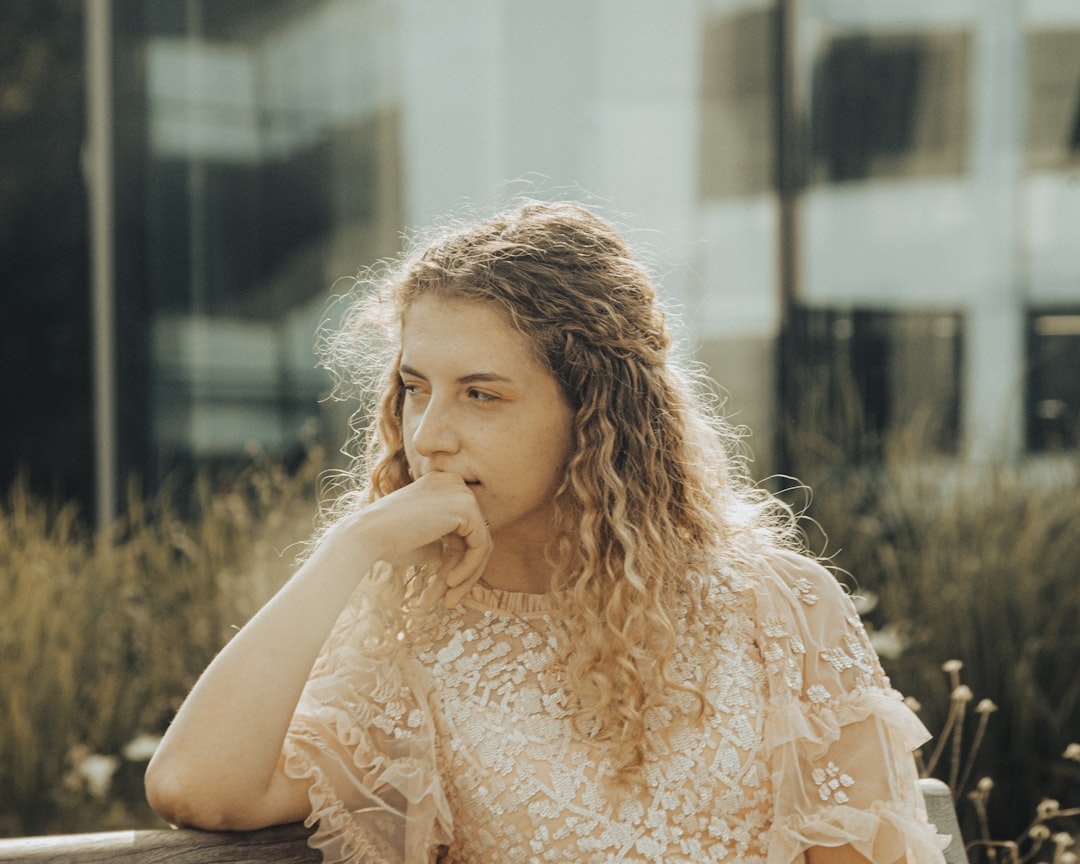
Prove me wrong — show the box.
[53,0,1080,518]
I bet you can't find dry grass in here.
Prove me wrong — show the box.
[3,419,1079,843]
[0,450,323,836]
[786,424,1080,845]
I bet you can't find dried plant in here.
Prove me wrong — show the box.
[0,448,323,835]
[785,408,1080,843]
[909,661,1080,863]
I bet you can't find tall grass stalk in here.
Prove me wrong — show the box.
[0,450,322,836]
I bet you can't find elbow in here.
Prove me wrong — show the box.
[144,757,233,831]
[145,752,296,832]
[144,766,192,828]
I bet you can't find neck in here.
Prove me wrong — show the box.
[480,538,552,594]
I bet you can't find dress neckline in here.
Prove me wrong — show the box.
[461,582,557,617]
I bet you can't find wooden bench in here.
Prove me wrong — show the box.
[0,779,968,863]
[0,821,318,864]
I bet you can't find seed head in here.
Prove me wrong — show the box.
[1038,799,1061,819]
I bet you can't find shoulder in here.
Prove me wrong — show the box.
[742,547,860,623]
[736,547,891,700]
[696,547,854,624]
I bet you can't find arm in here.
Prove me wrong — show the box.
[145,472,490,831]
[758,551,945,864]
[806,846,875,864]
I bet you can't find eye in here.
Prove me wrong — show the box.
[467,388,498,403]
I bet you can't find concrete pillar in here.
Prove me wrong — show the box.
[963,0,1026,460]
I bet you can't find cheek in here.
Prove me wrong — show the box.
[533,427,574,485]
[399,407,417,448]
[399,423,419,469]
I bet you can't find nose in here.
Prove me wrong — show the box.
[410,397,460,458]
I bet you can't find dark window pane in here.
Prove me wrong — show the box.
[699,9,776,197]
[787,307,963,458]
[809,31,969,183]
[1027,311,1080,451]
[1026,30,1080,169]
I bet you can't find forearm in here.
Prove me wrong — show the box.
[805,845,876,864]
[145,474,491,830]
[145,526,375,828]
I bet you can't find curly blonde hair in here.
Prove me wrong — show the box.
[318,199,798,784]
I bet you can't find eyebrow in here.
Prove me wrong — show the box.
[399,363,515,386]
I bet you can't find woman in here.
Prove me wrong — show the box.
[146,201,946,863]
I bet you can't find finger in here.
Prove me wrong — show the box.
[442,525,492,608]
[418,533,473,610]
[440,534,467,585]
[443,574,482,608]
[442,515,491,588]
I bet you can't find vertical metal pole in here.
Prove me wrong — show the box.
[775,0,799,331]
[774,0,800,475]
[86,0,117,529]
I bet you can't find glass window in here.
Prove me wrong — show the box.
[785,307,963,458]
[1027,29,1080,170]
[1027,310,1080,451]
[808,30,970,183]
[699,9,776,198]
[122,0,403,478]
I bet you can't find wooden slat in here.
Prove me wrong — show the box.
[0,781,966,862]
[0,822,319,864]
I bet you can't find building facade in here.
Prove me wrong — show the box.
[87,0,1080,518]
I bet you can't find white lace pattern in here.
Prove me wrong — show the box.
[283,550,948,864]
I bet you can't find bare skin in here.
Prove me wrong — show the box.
[145,297,566,829]
[807,846,876,864]
[145,296,881,863]
[144,470,493,829]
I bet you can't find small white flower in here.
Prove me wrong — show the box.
[122,733,162,762]
[868,624,908,660]
[76,754,120,799]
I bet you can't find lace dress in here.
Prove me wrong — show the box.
[283,550,947,864]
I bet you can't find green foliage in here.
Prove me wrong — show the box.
[0,451,323,836]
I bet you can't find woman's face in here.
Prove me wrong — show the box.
[399,295,575,546]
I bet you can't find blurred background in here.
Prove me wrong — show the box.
[2,0,1079,852]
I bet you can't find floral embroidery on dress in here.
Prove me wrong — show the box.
[284,552,947,864]
[790,577,820,605]
[413,583,774,863]
[820,633,878,686]
[812,761,856,804]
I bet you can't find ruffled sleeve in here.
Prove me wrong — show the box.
[282,591,452,864]
[752,549,948,864]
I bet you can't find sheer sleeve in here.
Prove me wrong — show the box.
[753,549,948,864]
[281,590,452,864]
